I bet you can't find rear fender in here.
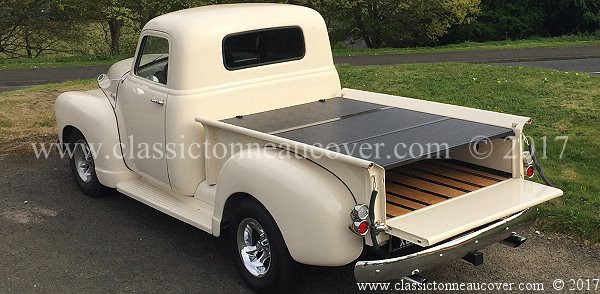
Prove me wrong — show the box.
[213,148,364,266]
[55,89,137,187]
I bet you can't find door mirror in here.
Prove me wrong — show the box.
[97,74,110,90]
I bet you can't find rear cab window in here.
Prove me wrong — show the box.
[223,27,305,70]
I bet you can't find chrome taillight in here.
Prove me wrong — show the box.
[351,220,369,236]
[350,204,369,221]
[350,204,369,236]
[526,165,535,178]
[523,151,534,165]
[523,151,535,178]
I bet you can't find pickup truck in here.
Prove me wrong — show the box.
[55,3,563,293]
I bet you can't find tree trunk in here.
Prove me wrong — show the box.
[369,3,383,49]
[24,29,32,58]
[108,18,122,55]
[352,6,373,48]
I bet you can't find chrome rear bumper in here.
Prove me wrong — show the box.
[354,209,533,282]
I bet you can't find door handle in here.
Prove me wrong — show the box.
[150,99,165,106]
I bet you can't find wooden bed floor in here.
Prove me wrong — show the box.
[385,160,511,219]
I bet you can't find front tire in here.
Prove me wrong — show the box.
[67,130,106,197]
[230,200,295,293]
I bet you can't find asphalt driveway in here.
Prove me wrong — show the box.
[1,155,598,293]
[1,46,600,93]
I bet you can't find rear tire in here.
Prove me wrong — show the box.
[67,130,106,197]
[229,199,295,293]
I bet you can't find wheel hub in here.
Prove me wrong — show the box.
[73,139,94,183]
[237,218,271,278]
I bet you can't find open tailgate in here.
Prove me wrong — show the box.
[386,179,563,247]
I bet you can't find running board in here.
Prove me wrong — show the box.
[116,179,213,232]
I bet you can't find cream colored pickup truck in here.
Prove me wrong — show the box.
[55,3,563,293]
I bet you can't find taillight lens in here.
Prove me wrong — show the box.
[350,204,369,221]
[523,151,534,165]
[526,165,535,178]
[351,220,369,236]
[350,204,370,236]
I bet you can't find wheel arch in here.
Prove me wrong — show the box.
[55,89,137,187]
[60,125,78,145]
[211,148,364,266]
[221,192,256,230]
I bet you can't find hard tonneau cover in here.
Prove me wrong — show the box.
[222,97,513,169]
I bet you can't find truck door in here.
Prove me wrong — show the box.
[116,32,170,185]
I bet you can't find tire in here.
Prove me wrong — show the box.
[230,199,295,293]
[67,130,106,197]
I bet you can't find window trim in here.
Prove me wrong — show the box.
[133,33,170,86]
[222,26,306,71]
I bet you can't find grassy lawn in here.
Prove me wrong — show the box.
[0,80,96,153]
[0,63,598,242]
[333,34,600,57]
[339,63,599,242]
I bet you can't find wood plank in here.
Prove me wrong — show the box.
[387,194,427,210]
[431,160,508,181]
[410,161,498,186]
[394,168,480,192]
[384,160,511,219]
[386,182,447,206]
[386,203,412,217]
[387,172,465,198]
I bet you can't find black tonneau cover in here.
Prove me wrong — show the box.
[221,98,513,169]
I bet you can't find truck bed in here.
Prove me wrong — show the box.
[222,97,514,169]
[214,96,562,248]
[385,159,511,219]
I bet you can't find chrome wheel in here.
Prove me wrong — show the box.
[237,218,271,278]
[73,139,93,183]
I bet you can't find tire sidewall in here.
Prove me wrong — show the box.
[67,130,105,197]
[230,200,294,293]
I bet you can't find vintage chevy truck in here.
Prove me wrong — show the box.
[55,3,563,293]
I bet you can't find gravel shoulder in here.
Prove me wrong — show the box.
[0,155,598,293]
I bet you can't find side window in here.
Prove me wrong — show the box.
[134,36,169,85]
[223,27,305,70]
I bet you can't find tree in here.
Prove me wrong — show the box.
[541,0,600,35]
[444,0,545,43]
[343,0,480,48]
[0,0,82,58]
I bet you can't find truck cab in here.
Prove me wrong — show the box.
[55,4,563,293]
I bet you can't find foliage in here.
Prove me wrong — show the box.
[445,0,600,43]
[1,0,599,58]
[445,0,545,42]
[0,0,83,58]
[542,0,600,35]
[291,0,481,48]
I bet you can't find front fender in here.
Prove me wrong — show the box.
[55,89,137,187]
[213,148,364,266]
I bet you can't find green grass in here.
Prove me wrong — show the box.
[338,63,600,242]
[0,55,129,70]
[333,34,600,57]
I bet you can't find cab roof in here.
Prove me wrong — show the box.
[144,4,323,37]
[140,4,334,91]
